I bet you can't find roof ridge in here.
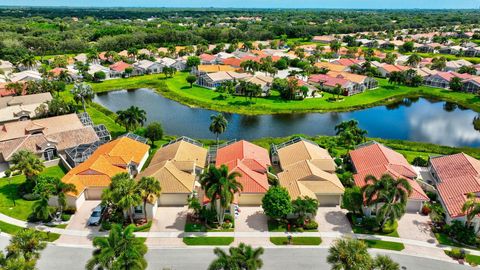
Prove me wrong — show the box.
[165,161,191,192]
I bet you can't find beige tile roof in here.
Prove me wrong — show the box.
[137,160,195,194]
[278,160,344,199]
[277,140,336,172]
[150,140,207,170]
[0,93,52,109]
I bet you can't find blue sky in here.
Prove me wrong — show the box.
[1,0,479,9]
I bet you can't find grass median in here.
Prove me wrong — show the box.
[270,236,322,245]
[183,236,234,246]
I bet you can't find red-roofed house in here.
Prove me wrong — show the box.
[349,141,429,214]
[377,64,410,78]
[221,58,243,68]
[109,61,132,78]
[332,58,365,67]
[215,140,271,205]
[199,53,217,65]
[429,153,480,232]
[309,74,363,96]
[424,71,474,89]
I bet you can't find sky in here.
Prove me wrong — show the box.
[0,0,479,9]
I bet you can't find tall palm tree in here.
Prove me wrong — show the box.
[20,54,36,70]
[373,255,400,270]
[54,180,77,215]
[208,247,240,270]
[5,229,46,262]
[112,173,142,224]
[199,165,243,224]
[362,174,412,227]
[137,176,161,222]
[327,238,372,270]
[209,113,228,145]
[86,224,147,270]
[10,150,45,181]
[230,243,264,270]
[70,82,94,112]
[116,106,147,132]
[292,196,319,224]
[334,120,367,149]
[406,53,422,67]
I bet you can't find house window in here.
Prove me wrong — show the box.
[43,148,57,161]
[134,206,143,214]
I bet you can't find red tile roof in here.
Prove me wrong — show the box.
[334,58,364,67]
[430,153,480,218]
[381,64,410,73]
[309,74,350,88]
[199,53,216,62]
[110,61,131,72]
[215,140,271,194]
[350,142,428,201]
[221,58,243,67]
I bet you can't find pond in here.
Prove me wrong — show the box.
[93,88,480,147]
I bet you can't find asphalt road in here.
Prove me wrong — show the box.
[0,235,473,270]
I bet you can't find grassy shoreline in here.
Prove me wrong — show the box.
[88,72,480,115]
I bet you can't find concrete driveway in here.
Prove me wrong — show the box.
[315,207,352,233]
[55,200,102,245]
[147,206,188,247]
[235,207,268,232]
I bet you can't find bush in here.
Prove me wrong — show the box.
[426,191,437,202]
[221,221,233,230]
[304,220,318,230]
[224,214,234,224]
[101,220,112,231]
[421,204,431,215]
[381,220,398,234]
[412,156,428,167]
[4,169,11,178]
[334,158,343,166]
[63,207,77,215]
[447,248,466,260]
[363,217,380,231]
[22,193,41,201]
[61,214,71,221]
[446,221,477,246]
[133,220,152,232]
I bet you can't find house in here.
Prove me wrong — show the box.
[0,113,99,163]
[272,137,344,206]
[445,59,473,72]
[464,47,480,57]
[428,153,480,232]
[327,71,378,90]
[87,64,111,79]
[413,67,438,78]
[215,140,271,205]
[0,92,52,124]
[160,57,186,71]
[61,137,150,209]
[308,73,362,96]
[237,75,273,96]
[196,71,251,89]
[109,61,132,78]
[0,60,14,75]
[332,58,365,67]
[221,58,243,68]
[199,53,217,65]
[349,141,429,213]
[462,77,480,94]
[376,64,410,78]
[134,60,164,74]
[314,62,349,73]
[137,137,207,206]
[74,53,88,63]
[9,70,42,83]
[424,72,472,89]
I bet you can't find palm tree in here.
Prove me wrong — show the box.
[20,54,36,70]
[329,39,342,54]
[5,229,46,262]
[116,106,147,132]
[373,255,400,270]
[86,224,147,270]
[334,120,367,149]
[208,247,239,270]
[137,176,161,222]
[54,180,77,215]
[230,243,264,270]
[209,113,228,145]
[112,173,142,224]
[10,150,45,181]
[462,193,480,228]
[292,196,319,224]
[406,53,422,67]
[127,47,138,60]
[362,174,412,227]
[199,165,243,225]
[70,82,94,112]
[327,238,372,270]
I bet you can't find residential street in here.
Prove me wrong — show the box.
[0,234,473,270]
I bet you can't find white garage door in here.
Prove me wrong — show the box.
[238,194,264,206]
[317,195,341,207]
[158,194,189,206]
[406,200,422,213]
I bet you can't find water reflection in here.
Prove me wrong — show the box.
[93,88,480,147]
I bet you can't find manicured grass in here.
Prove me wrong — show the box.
[434,232,480,250]
[86,72,480,115]
[0,165,67,221]
[267,220,317,232]
[183,237,234,246]
[362,239,405,251]
[352,225,399,238]
[184,221,234,232]
[466,254,480,266]
[0,220,60,242]
[270,236,322,245]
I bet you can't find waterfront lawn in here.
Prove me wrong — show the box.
[0,220,60,242]
[270,236,322,245]
[85,72,480,115]
[363,239,405,251]
[0,165,67,221]
[183,237,234,246]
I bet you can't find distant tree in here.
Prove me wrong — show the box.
[186,75,197,88]
[116,106,147,132]
[6,82,24,96]
[186,56,201,69]
[399,41,414,53]
[292,196,318,223]
[209,113,228,144]
[262,186,292,220]
[93,71,106,81]
[70,82,94,112]
[458,65,477,75]
[334,120,367,149]
[430,57,447,71]
[144,122,163,145]
[329,39,342,53]
[406,53,422,67]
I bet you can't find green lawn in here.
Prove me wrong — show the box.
[267,220,317,232]
[183,237,234,246]
[270,236,322,245]
[0,165,67,221]
[434,233,480,250]
[0,220,60,242]
[466,254,480,266]
[84,72,480,115]
[184,221,234,233]
[362,239,405,251]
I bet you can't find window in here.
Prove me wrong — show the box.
[134,206,143,214]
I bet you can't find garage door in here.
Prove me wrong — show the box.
[406,200,422,213]
[238,194,263,206]
[158,194,189,206]
[317,195,341,207]
[85,188,104,200]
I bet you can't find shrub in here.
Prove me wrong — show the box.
[381,220,398,234]
[134,220,152,232]
[22,193,41,201]
[334,158,343,166]
[363,217,380,231]
[426,191,437,202]
[224,214,234,224]
[221,221,233,230]
[63,207,77,215]
[446,221,477,246]
[304,220,318,230]
[421,204,431,215]
[101,221,112,231]
[4,169,11,177]
[61,214,71,221]
[447,248,466,260]
[412,156,428,167]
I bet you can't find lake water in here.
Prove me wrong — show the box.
[93,88,480,147]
